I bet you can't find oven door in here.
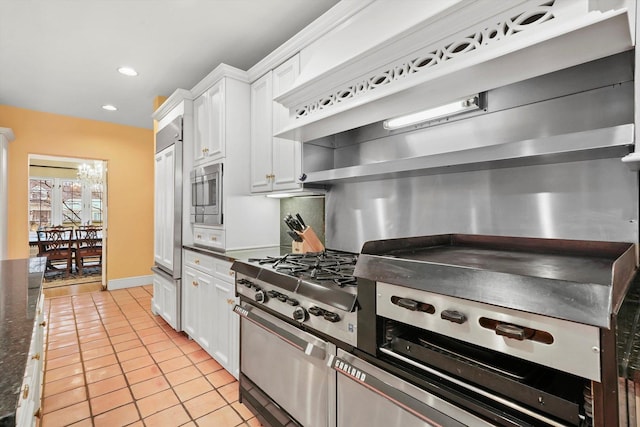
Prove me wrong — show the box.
[332,349,494,427]
[235,303,336,427]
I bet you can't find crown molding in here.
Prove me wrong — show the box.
[190,63,249,99]
[246,0,375,82]
[152,88,193,120]
[0,127,15,142]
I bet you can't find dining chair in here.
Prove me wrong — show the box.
[75,226,102,275]
[37,227,74,278]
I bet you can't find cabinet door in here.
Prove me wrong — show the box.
[193,94,208,163]
[212,278,239,378]
[152,272,177,330]
[154,146,175,270]
[207,81,225,160]
[152,274,163,316]
[250,71,274,193]
[182,267,199,339]
[195,271,214,354]
[272,55,302,192]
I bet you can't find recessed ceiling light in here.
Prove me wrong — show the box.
[102,105,117,111]
[117,67,138,76]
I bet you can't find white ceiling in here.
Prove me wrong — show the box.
[0,0,340,130]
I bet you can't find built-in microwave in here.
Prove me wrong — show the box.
[190,163,222,226]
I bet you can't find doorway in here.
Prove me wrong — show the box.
[28,154,107,294]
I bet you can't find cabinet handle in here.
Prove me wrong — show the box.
[34,408,42,419]
[265,174,270,180]
[227,299,235,305]
[196,234,202,239]
[194,259,200,264]
[228,271,234,276]
[22,384,29,399]
[39,321,46,327]
[32,353,41,360]
[192,281,199,287]
[211,236,217,241]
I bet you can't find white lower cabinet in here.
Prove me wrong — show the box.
[16,293,44,427]
[152,272,179,330]
[183,249,239,378]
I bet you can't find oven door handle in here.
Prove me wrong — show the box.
[234,305,326,360]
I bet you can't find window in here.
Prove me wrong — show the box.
[29,177,103,230]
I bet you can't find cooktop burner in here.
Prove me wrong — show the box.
[248,250,358,287]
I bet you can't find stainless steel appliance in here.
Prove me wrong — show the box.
[151,115,183,330]
[231,251,361,427]
[354,234,638,427]
[190,163,222,226]
[331,348,493,426]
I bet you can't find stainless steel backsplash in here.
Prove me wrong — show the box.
[325,158,638,252]
[319,52,638,252]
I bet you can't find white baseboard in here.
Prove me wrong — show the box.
[107,274,153,290]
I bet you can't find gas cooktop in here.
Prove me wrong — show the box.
[231,249,361,346]
[247,250,358,288]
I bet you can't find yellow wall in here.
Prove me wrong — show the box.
[1,105,154,282]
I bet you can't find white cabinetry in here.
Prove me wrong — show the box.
[250,55,302,193]
[154,145,176,270]
[184,64,279,251]
[152,272,178,330]
[194,82,224,164]
[15,294,44,427]
[182,249,239,378]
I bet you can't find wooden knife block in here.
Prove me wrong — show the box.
[292,226,325,253]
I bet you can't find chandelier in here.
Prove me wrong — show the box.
[77,161,103,184]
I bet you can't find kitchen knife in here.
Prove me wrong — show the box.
[286,213,303,231]
[287,231,303,242]
[295,213,306,229]
[284,217,297,232]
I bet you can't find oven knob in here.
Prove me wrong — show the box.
[254,290,266,303]
[292,307,307,322]
[277,295,289,303]
[239,279,253,288]
[309,306,324,316]
[286,298,299,306]
[267,290,280,298]
[323,312,340,323]
[441,310,467,324]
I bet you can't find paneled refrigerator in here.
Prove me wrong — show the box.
[151,115,183,330]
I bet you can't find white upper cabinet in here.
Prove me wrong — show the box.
[194,81,225,163]
[250,72,273,193]
[154,144,176,270]
[250,54,302,193]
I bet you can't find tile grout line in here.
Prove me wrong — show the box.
[93,288,145,426]
[42,287,255,427]
[73,292,97,425]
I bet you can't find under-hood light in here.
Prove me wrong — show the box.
[266,192,325,199]
[383,95,481,130]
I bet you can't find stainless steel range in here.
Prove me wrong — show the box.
[352,234,638,427]
[231,250,363,427]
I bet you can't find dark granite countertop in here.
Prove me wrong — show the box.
[182,245,288,263]
[0,258,45,425]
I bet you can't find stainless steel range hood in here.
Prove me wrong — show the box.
[275,0,634,143]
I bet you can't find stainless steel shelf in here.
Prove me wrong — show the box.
[303,125,634,185]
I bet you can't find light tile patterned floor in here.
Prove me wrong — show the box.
[41,285,262,427]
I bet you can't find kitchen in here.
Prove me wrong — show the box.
[2,0,640,426]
